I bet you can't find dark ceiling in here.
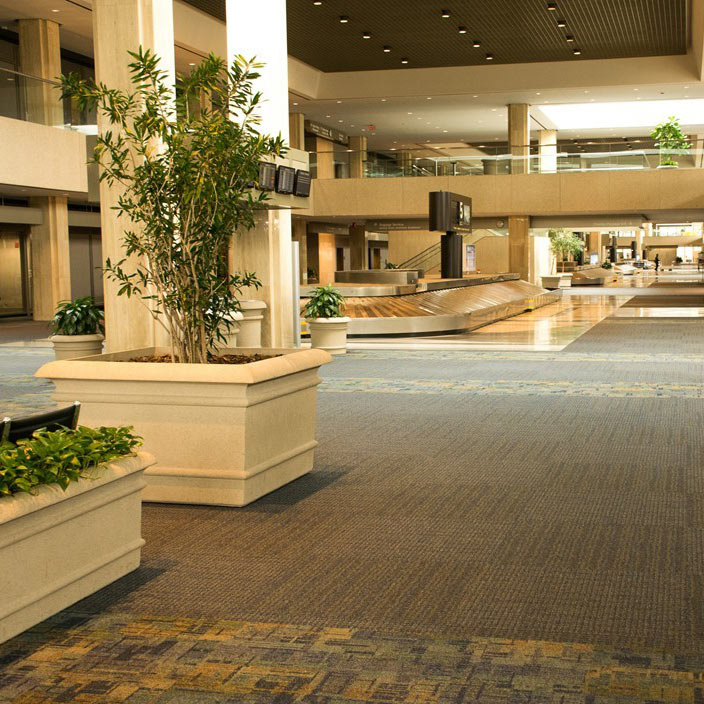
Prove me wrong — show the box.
[182,0,687,72]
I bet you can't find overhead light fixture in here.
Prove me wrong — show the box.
[573,48,581,55]
[427,96,432,100]
[383,45,392,52]
[339,15,349,23]
[381,98,387,101]
[458,26,467,34]
[441,9,451,17]
[473,39,481,47]
[556,18,567,27]
[51,8,60,12]
[188,62,196,66]
[565,34,575,42]
[547,2,557,9]
[401,57,409,64]
[362,31,372,39]
[485,53,494,60]
[313,0,322,4]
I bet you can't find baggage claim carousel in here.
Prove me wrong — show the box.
[301,270,558,337]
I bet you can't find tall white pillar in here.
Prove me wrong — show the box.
[226,0,294,347]
[92,0,175,351]
[539,129,558,174]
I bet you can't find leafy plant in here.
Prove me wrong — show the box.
[650,116,690,167]
[52,297,104,336]
[601,260,613,270]
[548,229,585,272]
[0,426,141,497]
[59,48,286,363]
[303,284,345,319]
[384,261,399,269]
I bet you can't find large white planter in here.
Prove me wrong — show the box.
[307,317,351,355]
[238,300,267,348]
[0,452,153,645]
[36,347,332,507]
[50,334,104,360]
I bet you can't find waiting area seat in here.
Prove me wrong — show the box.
[0,402,81,444]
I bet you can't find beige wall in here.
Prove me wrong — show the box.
[388,230,439,269]
[475,236,509,274]
[309,169,704,219]
[0,233,23,310]
[0,117,88,194]
[318,232,337,284]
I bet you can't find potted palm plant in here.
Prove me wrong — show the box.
[542,229,584,288]
[50,296,104,360]
[36,49,331,508]
[0,425,153,644]
[651,116,690,168]
[304,284,350,355]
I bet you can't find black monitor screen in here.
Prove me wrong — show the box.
[276,166,296,194]
[258,162,276,191]
[294,170,311,197]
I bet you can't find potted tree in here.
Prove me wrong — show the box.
[651,116,690,168]
[37,50,332,508]
[304,284,350,355]
[0,425,153,644]
[542,229,585,288]
[50,296,104,360]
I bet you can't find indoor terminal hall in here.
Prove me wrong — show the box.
[1,1,704,702]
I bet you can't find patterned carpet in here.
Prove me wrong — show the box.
[1,304,704,702]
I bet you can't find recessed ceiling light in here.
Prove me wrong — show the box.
[401,58,409,64]
[556,19,566,27]
[293,102,298,105]
[478,144,486,147]
[443,129,448,132]
[547,2,557,10]
[338,119,343,123]
[383,45,392,52]
[407,111,413,114]
[633,88,639,91]
[485,53,494,60]
[51,8,60,12]
[336,100,342,103]
[685,85,690,89]
[188,62,196,66]
[325,114,331,117]
[458,26,467,33]
[473,39,481,47]
[381,98,387,101]
[573,48,581,55]
[441,9,451,17]
[491,108,497,111]
[566,34,575,42]
[362,31,372,39]
[427,96,432,100]
[584,90,590,94]
[313,0,322,4]
[473,94,479,98]
[536,92,541,96]
[339,15,350,23]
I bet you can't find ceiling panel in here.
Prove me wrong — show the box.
[182,0,687,72]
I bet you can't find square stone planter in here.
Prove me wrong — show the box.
[0,452,153,645]
[36,347,332,507]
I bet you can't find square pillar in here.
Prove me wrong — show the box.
[508,216,531,281]
[306,231,320,283]
[289,112,305,150]
[315,137,335,179]
[508,104,530,175]
[292,217,308,284]
[349,223,367,270]
[538,129,557,174]
[348,135,367,179]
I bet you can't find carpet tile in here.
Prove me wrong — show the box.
[2,612,704,703]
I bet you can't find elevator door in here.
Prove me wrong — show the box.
[69,231,104,304]
[0,230,29,317]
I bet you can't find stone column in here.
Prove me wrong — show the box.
[227,0,294,348]
[92,0,176,351]
[348,135,367,178]
[306,231,320,282]
[508,104,530,175]
[538,129,557,174]
[508,216,531,281]
[315,137,335,179]
[587,232,600,261]
[349,223,367,270]
[289,112,305,150]
[292,217,308,284]
[19,19,72,320]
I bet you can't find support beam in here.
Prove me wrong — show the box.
[92,0,176,352]
[292,217,308,284]
[508,104,530,175]
[315,137,335,179]
[227,0,293,347]
[289,112,305,150]
[348,135,367,179]
[349,223,367,270]
[508,215,531,281]
[538,129,557,174]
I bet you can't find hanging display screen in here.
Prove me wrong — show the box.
[276,165,296,194]
[258,162,276,191]
[294,170,311,197]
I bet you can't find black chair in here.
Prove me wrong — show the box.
[2,402,81,444]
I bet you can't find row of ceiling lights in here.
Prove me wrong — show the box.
[547,2,581,56]
[439,9,493,61]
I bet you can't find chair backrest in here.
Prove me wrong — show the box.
[5,402,81,444]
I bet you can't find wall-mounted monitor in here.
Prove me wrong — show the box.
[276,165,296,194]
[428,191,473,233]
[294,169,311,197]
[258,162,276,191]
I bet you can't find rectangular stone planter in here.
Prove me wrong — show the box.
[0,452,153,645]
[36,347,332,507]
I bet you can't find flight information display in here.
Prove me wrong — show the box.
[276,165,296,194]
[258,162,276,191]
[294,170,311,197]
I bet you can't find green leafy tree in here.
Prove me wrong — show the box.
[60,49,285,363]
[650,116,690,167]
[548,229,584,273]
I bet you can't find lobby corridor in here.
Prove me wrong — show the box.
[1,286,704,703]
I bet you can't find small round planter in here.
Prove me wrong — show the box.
[222,311,244,348]
[237,300,267,348]
[307,317,351,355]
[50,334,104,361]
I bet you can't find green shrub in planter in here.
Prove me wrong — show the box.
[52,297,104,336]
[303,284,346,319]
[601,261,613,270]
[0,426,141,496]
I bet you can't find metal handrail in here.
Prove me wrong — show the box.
[0,66,61,86]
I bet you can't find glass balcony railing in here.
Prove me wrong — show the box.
[0,66,96,132]
[309,140,704,180]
